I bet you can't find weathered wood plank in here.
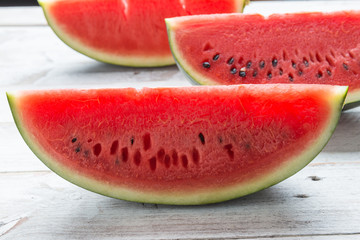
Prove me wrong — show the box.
[0,27,185,88]
[240,236,360,240]
[1,2,360,239]
[0,161,359,240]
[0,7,45,26]
[0,122,48,172]
[244,0,360,15]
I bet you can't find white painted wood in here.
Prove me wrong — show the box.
[245,1,360,15]
[0,162,359,239]
[0,7,46,26]
[1,2,360,239]
[0,123,48,172]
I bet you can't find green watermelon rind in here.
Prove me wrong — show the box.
[166,15,229,84]
[38,0,175,67]
[6,86,347,205]
[166,14,359,107]
[344,88,360,107]
[38,0,247,67]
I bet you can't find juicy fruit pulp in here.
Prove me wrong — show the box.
[38,0,245,67]
[7,85,347,205]
[166,11,360,104]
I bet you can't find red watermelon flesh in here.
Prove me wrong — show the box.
[38,0,245,67]
[7,85,347,205]
[166,11,360,105]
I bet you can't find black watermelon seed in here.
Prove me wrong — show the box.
[227,58,234,65]
[213,54,220,61]
[253,70,258,77]
[292,62,297,69]
[199,133,205,145]
[327,69,332,76]
[298,70,303,76]
[71,138,77,143]
[259,60,265,69]
[304,60,309,67]
[202,62,211,68]
[267,72,272,79]
[272,59,278,67]
[239,71,246,77]
[130,137,134,145]
[343,63,349,70]
[316,72,323,78]
[279,69,283,75]
[246,61,252,68]
[289,75,294,82]
[75,147,81,153]
[230,68,237,74]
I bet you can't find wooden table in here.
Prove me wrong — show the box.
[1,1,360,239]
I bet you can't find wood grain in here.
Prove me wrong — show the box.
[0,7,45,26]
[244,0,360,15]
[0,27,185,88]
[0,161,360,240]
[1,2,360,239]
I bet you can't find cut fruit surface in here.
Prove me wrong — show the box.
[7,85,347,205]
[166,11,360,105]
[38,0,245,67]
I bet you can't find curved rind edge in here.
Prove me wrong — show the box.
[166,16,222,86]
[344,87,360,107]
[6,86,347,205]
[38,0,175,67]
[38,0,246,67]
[234,0,249,13]
[166,13,359,107]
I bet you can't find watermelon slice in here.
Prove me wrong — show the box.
[38,0,246,67]
[7,85,347,205]
[166,11,360,105]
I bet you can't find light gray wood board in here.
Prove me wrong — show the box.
[245,1,360,15]
[1,161,359,240]
[0,7,45,26]
[1,110,360,173]
[0,27,186,87]
[0,3,359,240]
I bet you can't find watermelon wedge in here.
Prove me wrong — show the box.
[166,11,360,105]
[38,0,246,67]
[7,85,347,205]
